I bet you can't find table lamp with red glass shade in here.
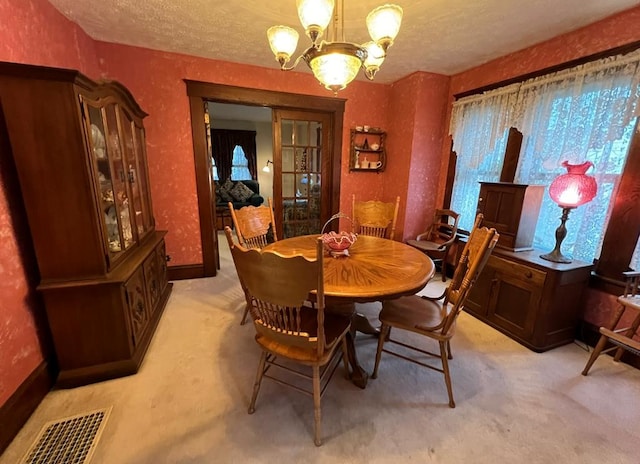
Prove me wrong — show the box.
[540,161,598,263]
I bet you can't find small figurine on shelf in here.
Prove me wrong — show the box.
[102,188,114,204]
[354,151,360,169]
[91,124,107,159]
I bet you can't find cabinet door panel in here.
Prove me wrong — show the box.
[143,247,167,314]
[465,264,495,316]
[487,270,543,338]
[481,188,518,230]
[156,241,169,295]
[125,268,150,347]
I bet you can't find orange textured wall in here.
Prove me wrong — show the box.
[389,72,451,240]
[0,0,100,405]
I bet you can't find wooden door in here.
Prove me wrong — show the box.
[272,109,332,238]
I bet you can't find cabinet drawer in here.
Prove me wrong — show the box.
[490,255,546,286]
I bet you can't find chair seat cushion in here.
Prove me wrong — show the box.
[406,239,446,254]
[380,295,452,336]
[255,306,350,364]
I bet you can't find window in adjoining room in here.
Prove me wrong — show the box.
[231,145,251,180]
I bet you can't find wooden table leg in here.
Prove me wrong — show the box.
[353,312,380,335]
[326,301,369,389]
[345,327,368,389]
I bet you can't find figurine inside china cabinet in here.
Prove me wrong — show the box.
[91,124,107,159]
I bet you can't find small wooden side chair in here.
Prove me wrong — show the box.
[351,194,400,240]
[224,227,350,446]
[372,214,498,408]
[582,271,640,375]
[228,198,277,249]
[407,209,460,281]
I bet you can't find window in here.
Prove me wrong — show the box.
[633,239,640,270]
[212,158,219,181]
[213,145,251,180]
[230,145,251,180]
[210,129,257,181]
[450,49,640,270]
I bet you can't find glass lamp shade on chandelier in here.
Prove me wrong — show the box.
[267,0,403,93]
[540,161,598,264]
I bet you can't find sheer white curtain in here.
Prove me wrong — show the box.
[514,50,640,262]
[449,49,640,265]
[449,84,521,230]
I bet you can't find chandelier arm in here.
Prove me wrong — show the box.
[279,51,311,71]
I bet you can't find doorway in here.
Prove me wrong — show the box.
[186,81,345,277]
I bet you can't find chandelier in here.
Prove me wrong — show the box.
[267,0,403,93]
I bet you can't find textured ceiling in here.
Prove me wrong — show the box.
[48,0,640,83]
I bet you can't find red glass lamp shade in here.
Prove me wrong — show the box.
[548,161,597,208]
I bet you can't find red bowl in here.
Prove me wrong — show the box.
[321,231,357,256]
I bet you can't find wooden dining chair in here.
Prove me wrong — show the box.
[582,271,640,375]
[372,214,498,408]
[407,209,460,281]
[351,194,400,240]
[224,227,350,446]
[228,197,277,249]
[224,227,256,326]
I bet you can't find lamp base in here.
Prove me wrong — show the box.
[540,249,572,264]
[540,206,574,264]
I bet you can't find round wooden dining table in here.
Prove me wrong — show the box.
[264,234,435,388]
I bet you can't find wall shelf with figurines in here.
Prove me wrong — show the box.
[349,126,386,172]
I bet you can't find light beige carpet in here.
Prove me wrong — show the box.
[2,238,640,463]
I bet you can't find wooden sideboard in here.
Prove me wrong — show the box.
[464,247,593,352]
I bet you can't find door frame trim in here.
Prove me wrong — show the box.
[185,81,345,276]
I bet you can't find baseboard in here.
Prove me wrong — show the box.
[577,321,640,370]
[0,361,54,454]
[167,264,205,281]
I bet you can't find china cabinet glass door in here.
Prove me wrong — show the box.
[104,104,135,251]
[118,106,153,240]
[133,125,154,234]
[84,99,134,263]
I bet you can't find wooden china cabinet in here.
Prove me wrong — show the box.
[0,62,172,387]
